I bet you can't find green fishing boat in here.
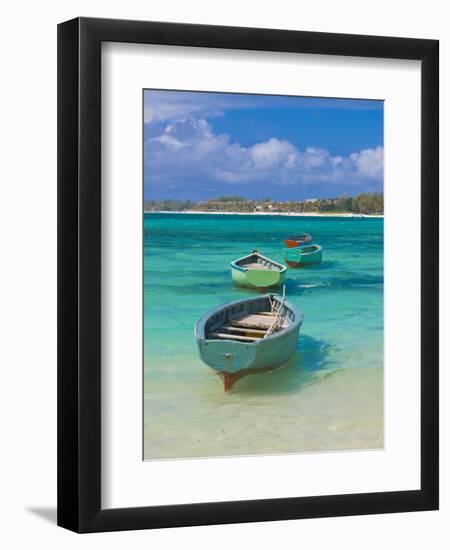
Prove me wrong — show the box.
[195,294,303,391]
[284,243,322,267]
[231,251,287,291]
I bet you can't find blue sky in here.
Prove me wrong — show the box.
[143,90,383,201]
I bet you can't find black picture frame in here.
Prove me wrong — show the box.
[57,17,439,533]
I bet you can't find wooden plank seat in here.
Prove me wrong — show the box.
[230,314,277,330]
[222,326,267,335]
[245,262,277,270]
[209,332,257,342]
[208,312,288,342]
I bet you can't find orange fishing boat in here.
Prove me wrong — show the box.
[283,234,313,248]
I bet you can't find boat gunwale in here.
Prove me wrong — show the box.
[195,294,303,345]
[285,243,322,256]
[230,252,287,273]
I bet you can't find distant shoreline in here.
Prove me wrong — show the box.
[144,210,384,218]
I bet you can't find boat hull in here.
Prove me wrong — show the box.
[283,245,322,267]
[197,324,299,374]
[231,265,286,290]
[195,295,302,390]
[230,251,287,291]
[284,234,313,248]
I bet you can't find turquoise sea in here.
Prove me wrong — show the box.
[144,213,384,460]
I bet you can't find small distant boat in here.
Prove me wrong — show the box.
[284,244,322,267]
[284,234,313,248]
[231,251,287,291]
[195,293,303,391]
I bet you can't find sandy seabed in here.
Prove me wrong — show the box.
[144,366,383,460]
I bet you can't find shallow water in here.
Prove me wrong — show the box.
[143,213,384,459]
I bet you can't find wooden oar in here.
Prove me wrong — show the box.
[265,286,286,337]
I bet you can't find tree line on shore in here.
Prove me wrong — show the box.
[143,192,383,215]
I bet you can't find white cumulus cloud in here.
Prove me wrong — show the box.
[350,146,384,180]
[145,117,383,189]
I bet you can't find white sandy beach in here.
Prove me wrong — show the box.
[145,210,384,218]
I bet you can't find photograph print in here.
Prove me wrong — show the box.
[143,90,384,460]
